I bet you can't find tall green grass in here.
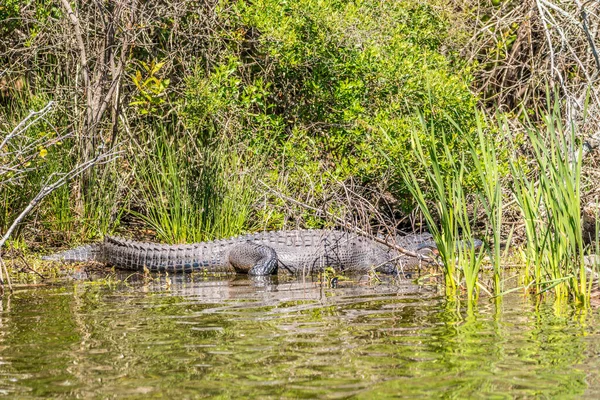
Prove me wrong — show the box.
[590,204,600,279]
[42,168,75,235]
[509,102,587,304]
[131,124,260,244]
[466,114,505,295]
[81,165,126,239]
[398,101,596,306]
[400,116,485,301]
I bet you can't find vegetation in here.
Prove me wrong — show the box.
[510,100,588,305]
[400,115,488,302]
[1,0,599,306]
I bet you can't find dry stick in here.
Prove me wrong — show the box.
[0,153,117,250]
[536,0,564,89]
[60,0,95,167]
[259,181,434,262]
[0,258,5,295]
[581,1,600,75]
[60,0,114,161]
[60,0,91,107]
[16,252,46,281]
[0,152,119,292]
[0,101,54,151]
[0,258,10,294]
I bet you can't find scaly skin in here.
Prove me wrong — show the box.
[43,229,439,275]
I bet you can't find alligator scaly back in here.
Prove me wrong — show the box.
[100,236,232,272]
[42,229,443,275]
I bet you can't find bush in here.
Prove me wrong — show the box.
[182,0,478,216]
[1,0,479,243]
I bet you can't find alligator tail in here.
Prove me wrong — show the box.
[42,244,103,263]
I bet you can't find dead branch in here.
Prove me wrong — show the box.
[0,151,118,251]
[0,101,120,293]
[259,180,434,262]
[0,101,54,151]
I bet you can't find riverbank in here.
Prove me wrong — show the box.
[1,0,599,305]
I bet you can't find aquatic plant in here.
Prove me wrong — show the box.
[509,100,587,304]
[400,116,485,301]
[465,113,505,296]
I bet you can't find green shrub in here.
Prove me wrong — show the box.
[182,0,479,217]
[2,0,480,243]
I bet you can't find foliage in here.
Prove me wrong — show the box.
[465,113,505,295]
[0,0,61,39]
[0,0,598,309]
[399,116,485,302]
[509,99,588,304]
[129,122,261,244]
[182,0,478,204]
[2,0,479,243]
[129,61,171,116]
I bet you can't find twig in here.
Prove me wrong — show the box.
[16,252,46,280]
[0,151,119,250]
[0,258,11,293]
[259,180,434,262]
[59,0,90,98]
[580,1,600,75]
[0,101,54,151]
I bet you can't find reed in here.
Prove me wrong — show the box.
[509,101,587,304]
[132,138,202,243]
[194,140,259,241]
[400,117,485,301]
[81,165,126,239]
[466,113,504,295]
[131,124,260,244]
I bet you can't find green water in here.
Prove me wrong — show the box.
[0,274,599,399]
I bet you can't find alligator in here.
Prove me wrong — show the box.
[43,229,444,275]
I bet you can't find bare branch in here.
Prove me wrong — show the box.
[59,0,91,94]
[0,151,119,250]
[0,101,54,151]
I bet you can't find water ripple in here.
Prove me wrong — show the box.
[0,275,597,398]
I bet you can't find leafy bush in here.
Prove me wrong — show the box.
[182,0,478,216]
[2,0,479,243]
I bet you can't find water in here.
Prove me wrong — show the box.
[1,273,599,399]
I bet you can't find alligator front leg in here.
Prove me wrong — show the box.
[228,242,279,275]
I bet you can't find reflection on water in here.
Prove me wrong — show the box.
[0,273,599,398]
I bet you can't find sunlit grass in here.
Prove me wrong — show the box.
[131,124,260,244]
[508,100,587,304]
[400,116,485,301]
[399,102,594,305]
[466,113,505,296]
